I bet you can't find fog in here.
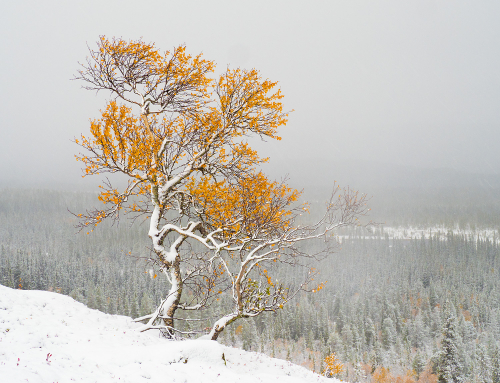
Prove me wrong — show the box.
[1,0,500,193]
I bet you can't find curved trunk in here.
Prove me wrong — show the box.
[207,262,247,340]
[208,313,240,340]
[161,255,183,337]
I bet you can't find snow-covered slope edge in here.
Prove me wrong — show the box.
[0,285,336,383]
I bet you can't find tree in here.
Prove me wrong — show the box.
[412,350,426,380]
[437,312,464,383]
[491,343,500,383]
[75,36,286,336]
[476,343,493,383]
[381,317,397,349]
[323,352,344,379]
[75,36,369,339]
[373,366,393,383]
[190,174,368,340]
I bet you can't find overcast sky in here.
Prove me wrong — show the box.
[1,0,499,191]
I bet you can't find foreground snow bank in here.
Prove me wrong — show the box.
[0,286,336,383]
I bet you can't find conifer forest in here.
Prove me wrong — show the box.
[1,187,500,382]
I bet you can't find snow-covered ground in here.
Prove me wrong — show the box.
[339,225,500,243]
[0,285,336,383]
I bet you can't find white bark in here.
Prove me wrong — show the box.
[203,313,240,340]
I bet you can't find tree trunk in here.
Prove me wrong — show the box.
[208,313,240,340]
[161,256,183,338]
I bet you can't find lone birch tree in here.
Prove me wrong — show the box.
[75,36,287,337]
[75,36,370,339]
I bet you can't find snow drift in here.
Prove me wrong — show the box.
[0,285,336,382]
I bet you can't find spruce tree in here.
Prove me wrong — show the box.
[140,293,153,317]
[129,292,140,319]
[381,317,396,349]
[491,343,500,383]
[476,343,493,383]
[412,349,426,379]
[437,313,464,383]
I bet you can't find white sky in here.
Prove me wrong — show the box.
[1,0,499,190]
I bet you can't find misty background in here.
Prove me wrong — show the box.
[1,0,499,200]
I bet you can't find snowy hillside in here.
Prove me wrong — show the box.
[0,285,336,383]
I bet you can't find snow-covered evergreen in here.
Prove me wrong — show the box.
[437,310,464,383]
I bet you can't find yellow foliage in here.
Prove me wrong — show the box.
[373,369,416,383]
[322,353,344,378]
[96,36,214,99]
[373,366,402,383]
[398,371,417,383]
[76,37,289,228]
[187,172,300,239]
[312,281,326,293]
